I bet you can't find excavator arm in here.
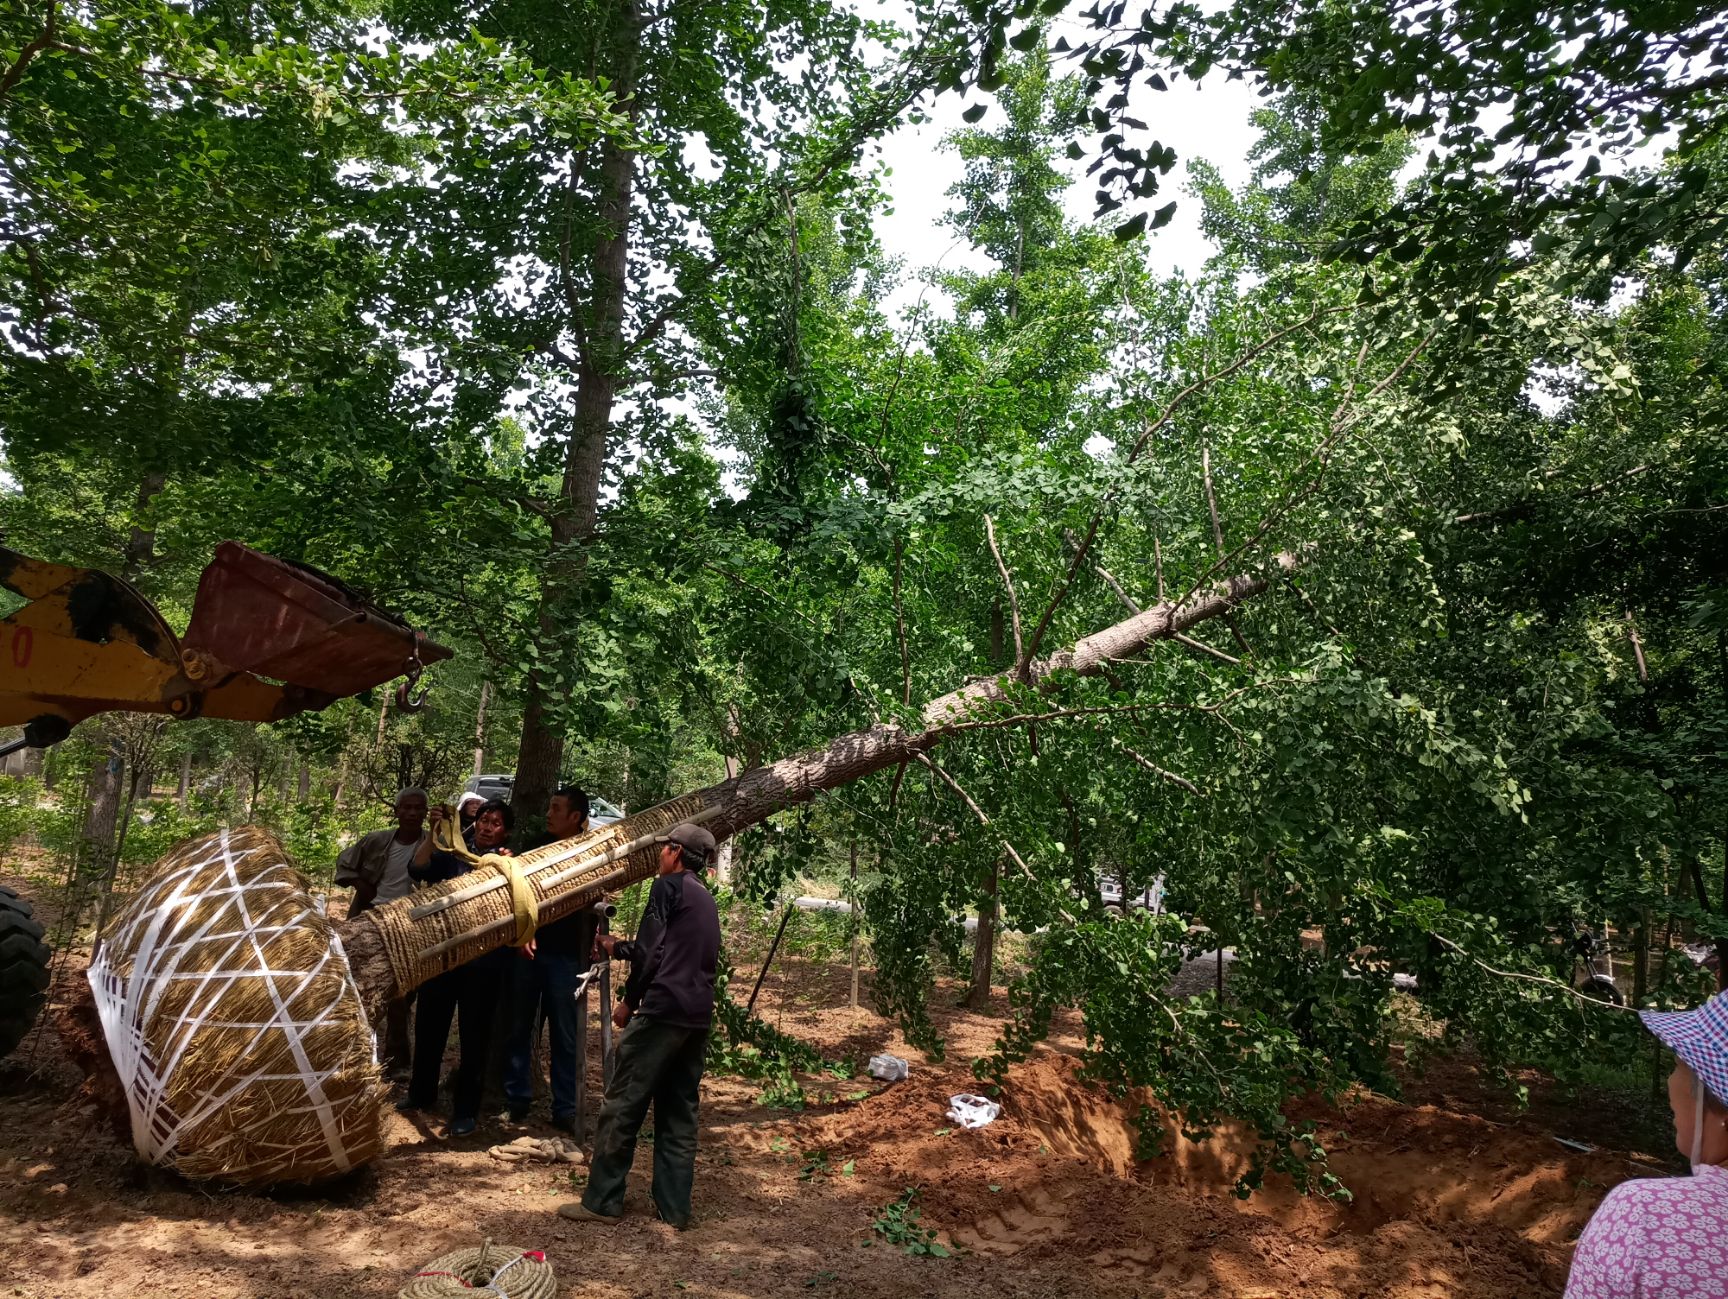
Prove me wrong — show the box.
[0,542,451,746]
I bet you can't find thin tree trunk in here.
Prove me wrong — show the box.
[511,0,641,826]
[80,738,124,885]
[177,751,192,805]
[968,856,1000,1010]
[1633,910,1649,1006]
[472,680,491,777]
[297,762,311,800]
[849,835,860,1011]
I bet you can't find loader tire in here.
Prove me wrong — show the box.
[0,885,52,1060]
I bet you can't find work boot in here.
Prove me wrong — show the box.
[557,1201,621,1224]
[448,1116,478,1138]
[550,1114,578,1138]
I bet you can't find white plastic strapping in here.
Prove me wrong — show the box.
[87,828,378,1181]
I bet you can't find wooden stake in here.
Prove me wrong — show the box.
[848,837,862,1011]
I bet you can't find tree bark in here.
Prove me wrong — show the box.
[80,738,124,884]
[339,553,1299,1009]
[510,0,640,826]
[176,750,192,805]
[472,679,490,777]
[968,856,1000,1010]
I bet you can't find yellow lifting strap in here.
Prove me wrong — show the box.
[429,810,538,947]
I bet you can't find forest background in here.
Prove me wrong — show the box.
[3,0,1726,1188]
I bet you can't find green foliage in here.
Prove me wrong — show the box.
[4,0,1727,1206]
[706,958,853,1108]
[0,778,44,858]
[867,1188,951,1258]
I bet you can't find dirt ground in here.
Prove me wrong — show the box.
[0,869,1681,1299]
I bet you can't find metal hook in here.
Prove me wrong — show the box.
[395,633,431,712]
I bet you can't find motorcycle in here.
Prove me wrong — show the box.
[1571,928,1624,1005]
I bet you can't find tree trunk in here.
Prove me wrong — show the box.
[81,737,125,883]
[968,856,999,1010]
[472,679,490,777]
[339,553,1298,1008]
[297,762,311,801]
[849,835,861,1011]
[510,0,640,827]
[176,751,192,805]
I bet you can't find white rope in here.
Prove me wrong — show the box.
[87,829,374,1175]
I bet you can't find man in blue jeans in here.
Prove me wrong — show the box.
[504,784,598,1134]
[558,822,720,1230]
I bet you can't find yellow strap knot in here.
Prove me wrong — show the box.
[479,852,537,947]
[428,810,537,946]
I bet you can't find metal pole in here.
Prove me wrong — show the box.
[599,959,615,1089]
[573,983,588,1134]
[747,904,795,1016]
[597,909,615,1089]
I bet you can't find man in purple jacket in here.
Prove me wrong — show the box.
[558,822,720,1230]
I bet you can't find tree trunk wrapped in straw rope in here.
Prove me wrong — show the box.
[82,559,1291,1187]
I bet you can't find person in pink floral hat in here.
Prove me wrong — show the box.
[1564,989,1728,1298]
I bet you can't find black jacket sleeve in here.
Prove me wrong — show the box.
[615,874,679,1010]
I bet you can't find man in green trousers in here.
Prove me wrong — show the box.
[559,822,720,1230]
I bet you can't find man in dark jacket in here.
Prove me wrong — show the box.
[558,822,720,1229]
[504,784,599,1132]
[399,798,516,1137]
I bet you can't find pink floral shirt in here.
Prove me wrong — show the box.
[1565,1164,1728,1298]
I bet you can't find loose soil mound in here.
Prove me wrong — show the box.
[0,882,1660,1299]
[782,1051,1635,1296]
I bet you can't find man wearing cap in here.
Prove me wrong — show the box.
[558,822,721,1230]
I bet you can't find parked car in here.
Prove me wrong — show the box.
[1099,872,1165,915]
[461,773,624,826]
[464,772,516,803]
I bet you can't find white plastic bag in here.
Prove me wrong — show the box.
[946,1093,1000,1129]
[867,1053,909,1082]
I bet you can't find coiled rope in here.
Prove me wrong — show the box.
[397,1240,557,1298]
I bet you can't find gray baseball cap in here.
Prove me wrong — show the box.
[654,822,717,864]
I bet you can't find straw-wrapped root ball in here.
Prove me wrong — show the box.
[86,826,385,1187]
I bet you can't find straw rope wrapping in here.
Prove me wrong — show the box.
[366,793,714,997]
[87,827,385,1186]
[398,1242,556,1299]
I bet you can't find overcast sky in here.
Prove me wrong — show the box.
[867,9,1268,321]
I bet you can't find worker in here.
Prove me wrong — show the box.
[558,822,720,1229]
[504,784,598,1133]
[1564,988,1728,1296]
[399,798,516,1138]
[333,787,427,1078]
[456,790,485,839]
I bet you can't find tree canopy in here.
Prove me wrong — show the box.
[4,0,1727,1191]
